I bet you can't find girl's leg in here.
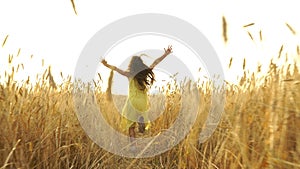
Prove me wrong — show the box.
[129,123,136,143]
[138,116,145,133]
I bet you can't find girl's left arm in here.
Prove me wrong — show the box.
[149,45,172,69]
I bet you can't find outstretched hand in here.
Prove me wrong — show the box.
[101,59,108,65]
[164,45,173,55]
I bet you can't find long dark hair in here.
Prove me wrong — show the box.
[128,56,155,90]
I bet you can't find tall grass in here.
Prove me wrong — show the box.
[1,39,300,168]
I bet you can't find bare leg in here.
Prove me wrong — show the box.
[128,123,137,152]
[129,123,136,143]
[138,116,145,133]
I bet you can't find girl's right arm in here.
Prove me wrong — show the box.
[101,59,130,77]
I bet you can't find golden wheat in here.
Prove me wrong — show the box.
[222,16,228,44]
[2,35,9,48]
[243,23,255,28]
[1,24,300,169]
[285,22,296,35]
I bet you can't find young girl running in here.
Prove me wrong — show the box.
[101,45,173,142]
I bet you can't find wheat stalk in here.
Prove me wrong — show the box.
[222,16,228,44]
[2,35,9,48]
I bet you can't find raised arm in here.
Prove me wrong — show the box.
[101,59,130,77]
[149,45,173,69]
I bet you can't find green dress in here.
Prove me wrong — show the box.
[121,78,150,130]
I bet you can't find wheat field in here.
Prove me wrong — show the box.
[1,30,300,168]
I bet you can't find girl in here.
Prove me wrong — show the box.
[101,45,172,142]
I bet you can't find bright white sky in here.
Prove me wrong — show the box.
[0,1,299,93]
